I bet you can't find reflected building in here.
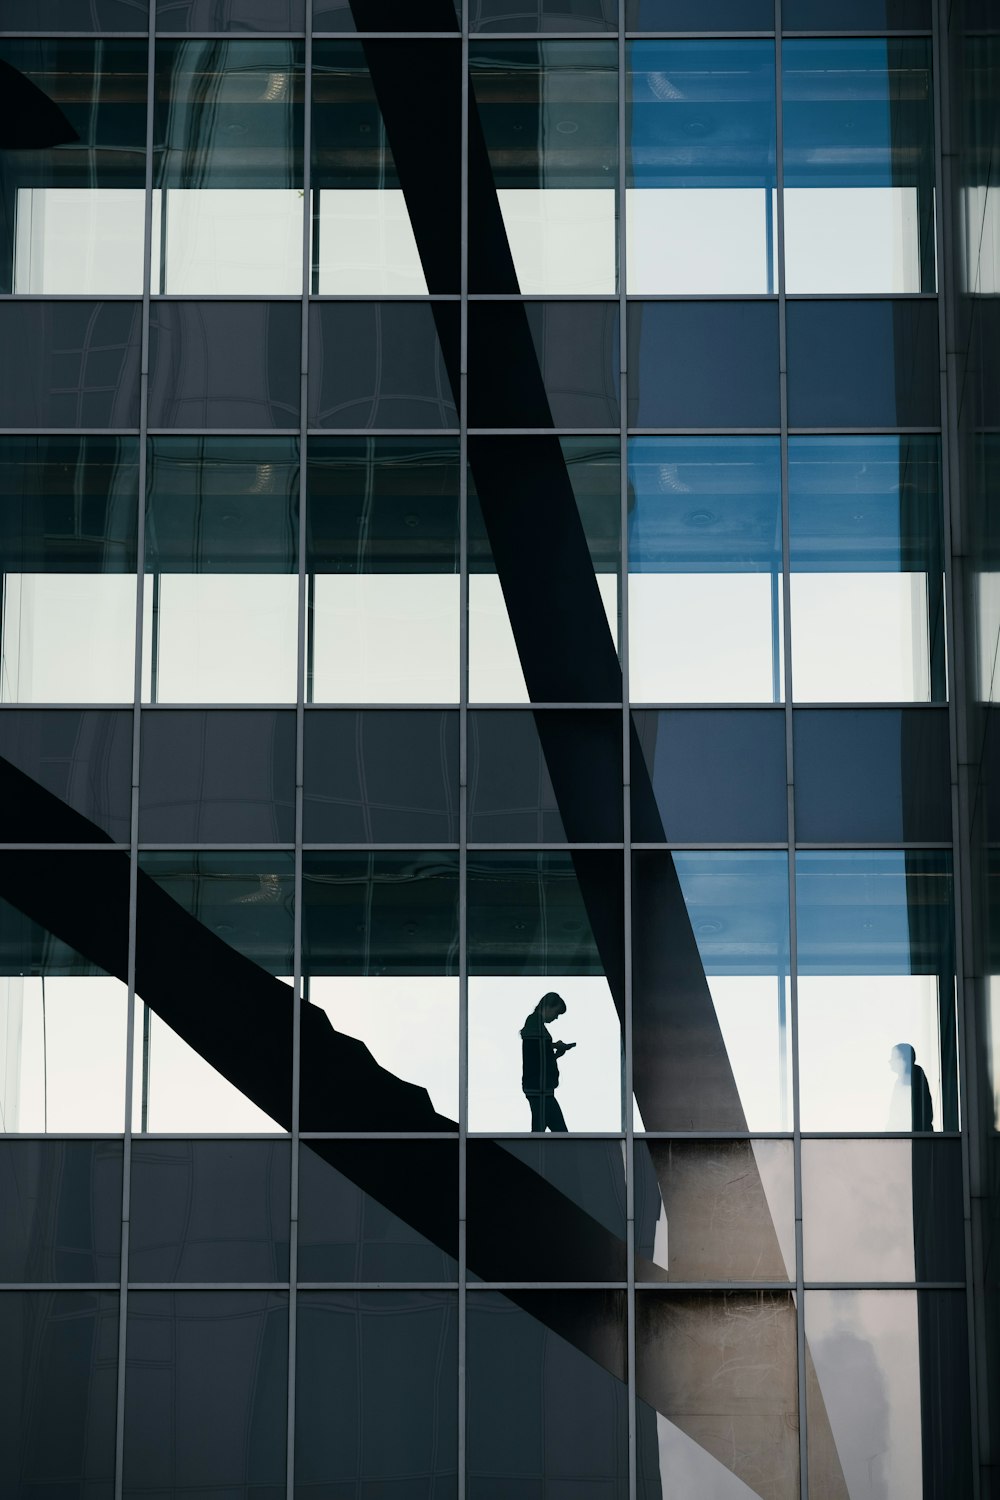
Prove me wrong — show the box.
[0,2,994,1499]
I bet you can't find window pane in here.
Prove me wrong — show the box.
[308,302,460,430]
[469,438,620,704]
[304,710,460,842]
[635,1139,794,1282]
[296,1292,457,1499]
[123,1293,288,1500]
[627,42,776,294]
[632,851,791,1131]
[0,853,129,1134]
[154,42,304,294]
[627,0,774,26]
[147,301,301,430]
[158,0,306,27]
[628,438,783,704]
[0,302,141,429]
[789,437,945,704]
[796,851,957,1132]
[627,302,780,428]
[472,0,617,28]
[301,853,459,1132]
[0,710,132,843]
[786,299,940,428]
[468,302,620,427]
[783,40,935,294]
[631,710,787,841]
[0,42,147,295]
[307,440,460,704]
[469,711,623,842]
[468,853,624,1132]
[784,0,930,22]
[313,0,460,29]
[6,0,147,24]
[134,853,295,1132]
[0,1141,122,1282]
[470,43,618,294]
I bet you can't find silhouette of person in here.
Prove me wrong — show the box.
[888,1042,934,1131]
[521,991,574,1132]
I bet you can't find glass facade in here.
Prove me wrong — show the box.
[0,2,992,1498]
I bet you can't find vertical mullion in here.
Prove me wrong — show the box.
[288,10,313,1500]
[459,6,470,1498]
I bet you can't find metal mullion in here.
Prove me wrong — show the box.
[459,7,470,1498]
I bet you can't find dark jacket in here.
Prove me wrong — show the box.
[521,1012,560,1095]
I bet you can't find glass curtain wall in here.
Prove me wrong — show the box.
[0,3,977,1500]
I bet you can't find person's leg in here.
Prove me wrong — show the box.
[545,1095,568,1132]
[527,1094,546,1131]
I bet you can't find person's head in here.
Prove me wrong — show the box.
[889,1043,916,1077]
[538,991,567,1023]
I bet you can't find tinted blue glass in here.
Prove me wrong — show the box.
[632,710,787,841]
[786,300,939,428]
[628,303,780,428]
[784,0,930,21]
[795,710,951,842]
[628,0,774,25]
[796,851,953,977]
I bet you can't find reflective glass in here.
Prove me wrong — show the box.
[784,0,930,21]
[468,301,620,428]
[468,853,624,1132]
[631,710,787,841]
[5,0,148,24]
[796,852,957,1132]
[297,1140,458,1281]
[134,853,295,1132]
[147,301,301,430]
[627,0,774,25]
[154,42,304,295]
[467,1291,628,1499]
[304,710,460,842]
[0,853,129,1133]
[0,42,147,296]
[308,301,460,429]
[122,1292,288,1500]
[786,299,940,428]
[0,1292,118,1500]
[307,440,460,704]
[628,438,783,703]
[789,437,946,704]
[801,1139,964,1283]
[636,1292,798,1500]
[472,0,617,27]
[158,0,306,27]
[470,43,618,294]
[312,42,460,294]
[632,852,791,1131]
[627,43,776,294]
[296,1292,458,1499]
[0,301,141,430]
[139,710,296,843]
[469,712,623,842]
[0,1140,122,1282]
[627,302,780,428]
[313,0,460,27]
[301,853,459,1132]
[469,438,620,704]
[0,710,132,843]
[129,1140,291,1283]
[143,438,299,705]
[467,1139,627,1281]
[634,1139,794,1282]
[794,709,951,842]
[805,1290,972,1500]
[783,41,935,294]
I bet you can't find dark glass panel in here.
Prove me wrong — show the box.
[627,0,774,26]
[129,1140,290,1283]
[296,1292,457,1499]
[0,302,141,429]
[786,300,940,428]
[302,853,459,976]
[139,853,295,977]
[2,0,147,25]
[627,302,780,428]
[147,302,301,430]
[468,302,620,428]
[472,0,617,29]
[784,2,932,34]
[303,711,459,843]
[636,1291,798,1499]
[631,710,787,841]
[145,437,298,575]
[309,302,459,430]
[467,1139,626,1282]
[805,1290,971,1500]
[298,1140,458,1281]
[801,1138,964,1283]
[794,710,951,843]
[158,0,306,28]
[0,1141,122,1282]
[313,0,460,29]
[0,437,138,575]
[122,1292,288,1500]
[0,1292,118,1500]
[635,1139,794,1282]
[469,712,623,842]
[139,710,296,844]
[0,711,132,843]
[0,41,147,295]
[467,1291,627,1498]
